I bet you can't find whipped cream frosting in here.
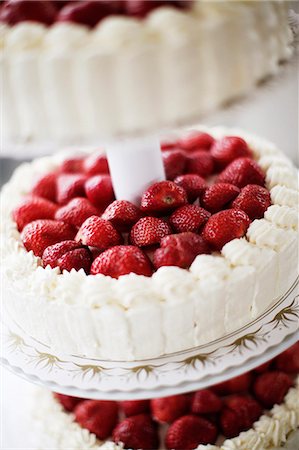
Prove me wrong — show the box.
[1,127,298,361]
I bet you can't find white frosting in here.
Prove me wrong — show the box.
[1,127,298,360]
[4,22,46,51]
[270,185,299,209]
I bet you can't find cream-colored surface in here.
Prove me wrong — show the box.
[1,127,298,361]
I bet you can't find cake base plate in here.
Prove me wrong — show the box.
[1,278,298,400]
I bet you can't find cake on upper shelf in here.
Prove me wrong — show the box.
[0,0,293,142]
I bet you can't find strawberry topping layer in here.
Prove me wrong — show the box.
[13,131,271,278]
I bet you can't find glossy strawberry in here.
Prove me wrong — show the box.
[83,152,109,175]
[130,217,172,247]
[186,151,214,177]
[217,157,265,188]
[211,136,251,170]
[55,197,100,228]
[91,245,153,278]
[113,414,159,450]
[21,220,75,257]
[56,174,87,204]
[12,196,58,231]
[163,149,187,180]
[102,200,142,232]
[201,183,240,213]
[76,216,122,250]
[140,181,187,215]
[57,1,118,27]
[165,415,217,449]
[75,400,118,439]
[224,395,262,430]
[231,184,271,220]
[151,395,190,424]
[85,175,114,209]
[253,371,293,408]
[174,173,207,203]
[42,240,92,273]
[178,131,215,152]
[191,389,222,415]
[274,342,299,373]
[169,204,210,233]
[0,0,57,25]
[31,172,57,202]
[202,209,250,251]
[54,393,83,412]
[121,400,150,417]
[220,408,241,438]
[212,372,252,395]
[60,157,84,174]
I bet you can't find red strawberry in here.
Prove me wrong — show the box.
[186,151,214,177]
[212,372,252,395]
[178,131,215,152]
[254,361,273,374]
[174,173,207,203]
[60,157,84,174]
[0,0,57,25]
[160,139,179,151]
[163,149,187,180]
[85,175,114,208]
[121,400,150,417]
[113,414,159,450]
[57,1,117,27]
[12,196,58,231]
[31,172,57,202]
[75,400,118,440]
[21,220,76,257]
[165,415,217,449]
[154,232,210,269]
[42,240,92,273]
[211,136,251,170]
[56,174,87,204]
[201,183,240,213]
[91,245,153,278]
[130,217,172,247]
[54,393,83,412]
[151,395,190,424]
[220,408,241,438]
[191,389,222,415]
[140,181,187,215]
[169,204,210,233]
[232,184,271,220]
[218,157,265,188]
[224,395,262,430]
[83,152,109,175]
[55,197,100,228]
[274,342,299,373]
[102,200,142,232]
[202,209,250,251]
[253,371,293,408]
[76,216,122,250]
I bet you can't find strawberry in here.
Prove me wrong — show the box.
[201,183,240,213]
[42,240,92,273]
[56,174,87,204]
[211,136,251,170]
[253,371,293,408]
[169,204,211,233]
[75,400,118,440]
[55,197,100,228]
[163,149,187,180]
[154,232,210,269]
[186,151,214,177]
[102,200,142,232]
[12,196,58,231]
[165,415,217,449]
[212,372,252,395]
[224,395,262,430]
[60,157,84,174]
[217,157,265,188]
[76,216,122,250]
[113,414,159,450]
[174,173,207,203]
[54,393,83,412]
[202,209,250,251]
[232,184,271,220]
[274,342,299,373]
[57,1,117,27]
[220,408,241,438]
[140,181,187,215]
[21,220,76,257]
[160,139,179,151]
[121,400,150,417]
[254,361,273,374]
[83,152,109,175]
[31,172,57,202]
[130,217,172,247]
[178,131,215,152]
[151,394,190,423]
[191,389,222,415]
[91,245,153,278]
[85,175,114,209]
[0,0,57,25]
